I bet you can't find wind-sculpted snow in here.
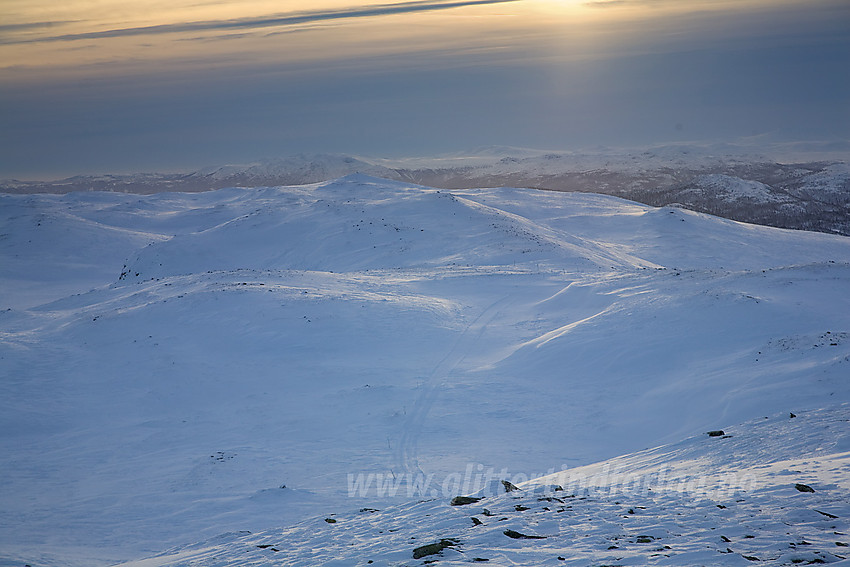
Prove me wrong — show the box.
[1,176,850,566]
[117,406,850,567]
[116,176,655,281]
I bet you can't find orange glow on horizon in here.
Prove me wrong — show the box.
[0,0,820,84]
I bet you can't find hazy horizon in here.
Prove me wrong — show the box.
[2,0,848,180]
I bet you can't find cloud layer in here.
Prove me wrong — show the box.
[0,0,847,179]
[0,0,517,45]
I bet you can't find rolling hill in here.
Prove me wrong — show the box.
[1,175,849,566]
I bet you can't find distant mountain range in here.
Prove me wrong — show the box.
[3,146,848,235]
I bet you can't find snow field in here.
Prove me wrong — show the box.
[1,174,849,565]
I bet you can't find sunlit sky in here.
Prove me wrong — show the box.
[1,0,848,179]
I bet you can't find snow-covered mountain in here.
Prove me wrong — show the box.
[393,150,850,236]
[1,175,849,566]
[2,145,848,235]
[187,154,397,187]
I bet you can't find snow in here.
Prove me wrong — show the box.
[1,174,849,566]
[683,174,789,204]
[191,154,395,184]
[367,142,775,173]
[793,162,850,203]
[114,406,850,567]
[5,144,848,234]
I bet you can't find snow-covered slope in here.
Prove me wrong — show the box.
[1,175,849,566]
[682,174,788,203]
[116,405,850,567]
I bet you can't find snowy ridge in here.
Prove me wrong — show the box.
[1,176,850,566]
[119,406,850,567]
[190,154,396,184]
[114,175,651,279]
[3,145,847,235]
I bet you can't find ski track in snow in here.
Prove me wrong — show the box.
[395,294,516,477]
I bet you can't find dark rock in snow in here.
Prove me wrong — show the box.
[451,496,483,506]
[412,538,459,559]
[503,529,546,540]
[707,430,726,437]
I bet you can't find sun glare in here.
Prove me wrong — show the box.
[0,0,836,84]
